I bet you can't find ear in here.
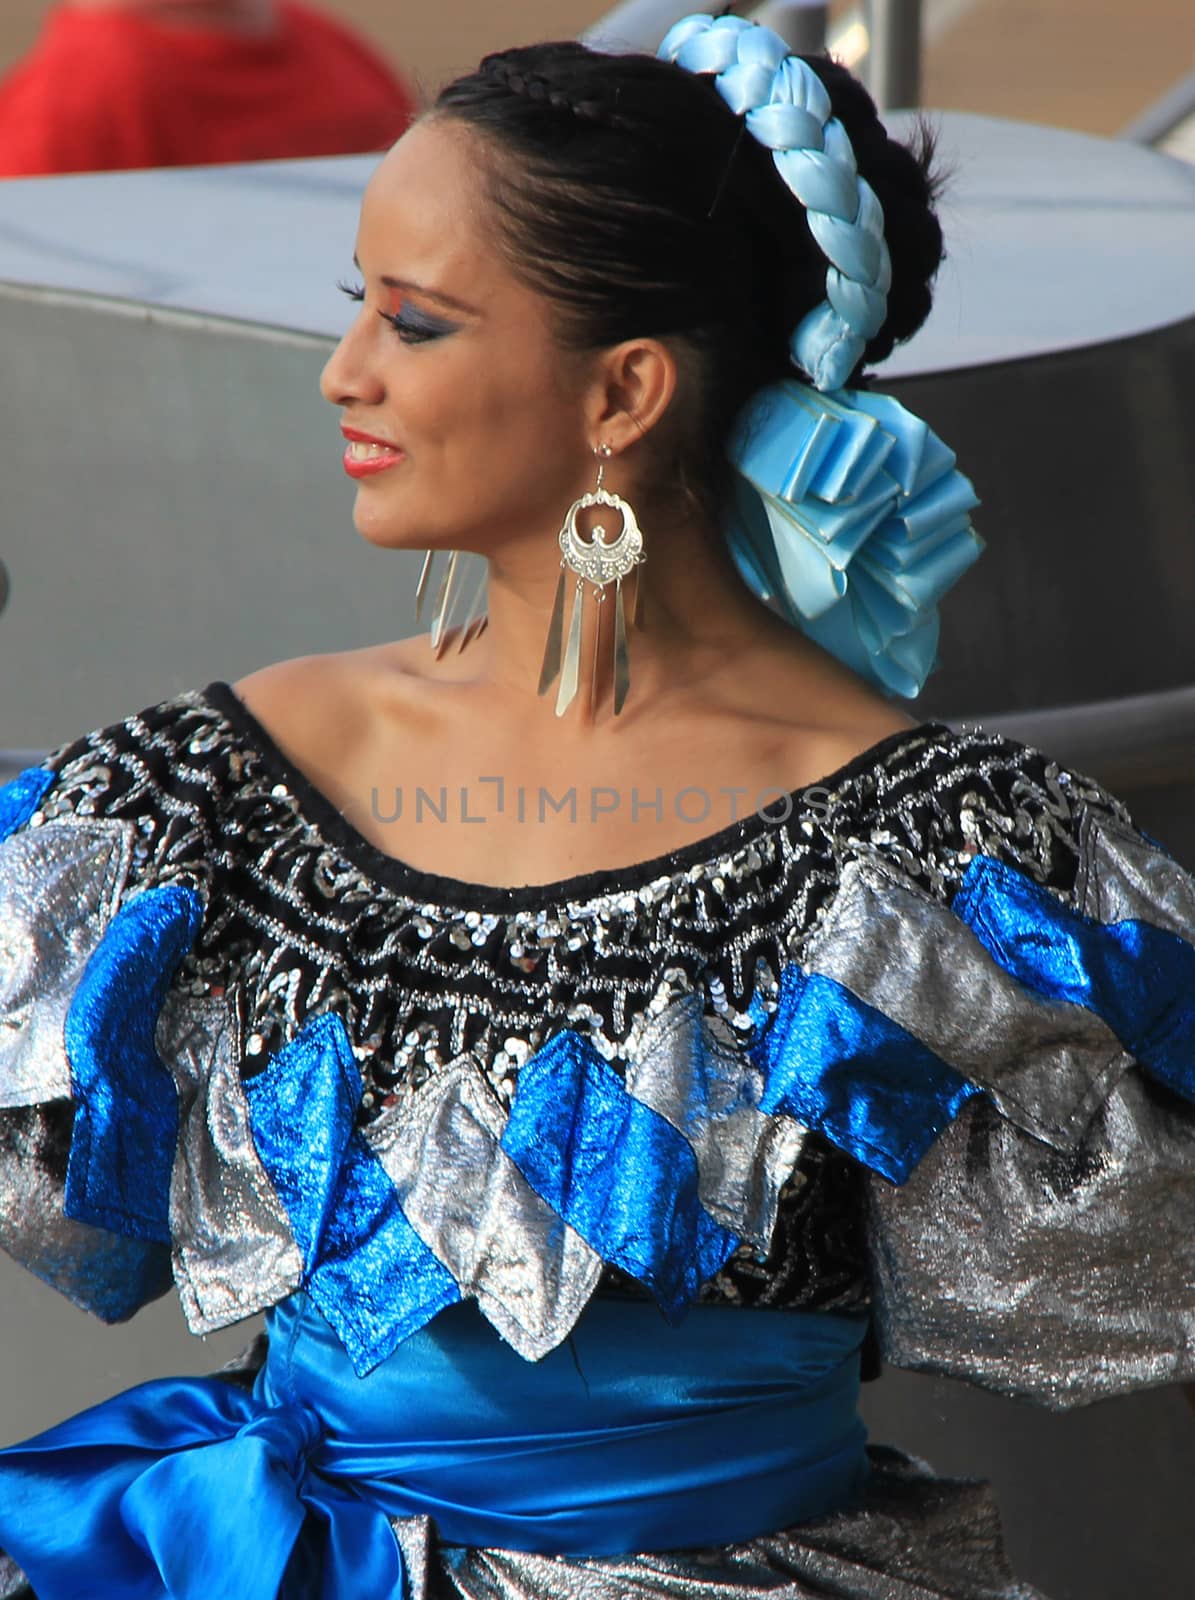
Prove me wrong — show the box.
[584,337,679,453]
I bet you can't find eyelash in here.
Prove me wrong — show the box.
[336,279,446,344]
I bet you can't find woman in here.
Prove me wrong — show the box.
[0,13,1192,1599]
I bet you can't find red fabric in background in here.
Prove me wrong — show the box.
[0,2,418,177]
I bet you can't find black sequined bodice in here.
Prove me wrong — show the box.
[29,681,1113,1321]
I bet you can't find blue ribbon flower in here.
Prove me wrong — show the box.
[724,381,984,697]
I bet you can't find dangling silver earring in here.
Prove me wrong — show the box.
[538,444,646,718]
[416,549,488,657]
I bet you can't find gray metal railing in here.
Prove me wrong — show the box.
[955,684,1195,794]
[582,0,922,106]
[752,1,829,53]
[581,0,830,57]
[580,0,713,53]
[863,0,922,109]
[1121,67,1195,146]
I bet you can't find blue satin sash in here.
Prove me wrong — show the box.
[0,1293,870,1599]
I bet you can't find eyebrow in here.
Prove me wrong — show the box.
[352,254,479,317]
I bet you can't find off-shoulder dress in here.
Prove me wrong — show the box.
[0,682,1192,1600]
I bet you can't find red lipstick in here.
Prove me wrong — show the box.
[340,426,404,479]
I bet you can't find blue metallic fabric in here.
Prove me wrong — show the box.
[242,1016,744,1370]
[63,884,204,1243]
[237,951,978,1375]
[748,965,979,1183]
[239,1013,362,1266]
[0,1292,869,1600]
[954,855,1195,1104]
[0,769,53,841]
[242,1014,460,1373]
[503,1032,739,1317]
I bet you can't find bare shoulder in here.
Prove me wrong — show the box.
[739,639,926,782]
[832,706,925,757]
[784,709,922,791]
[230,643,416,767]
[232,653,351,737]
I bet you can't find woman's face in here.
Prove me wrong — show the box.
[320,117,596,559]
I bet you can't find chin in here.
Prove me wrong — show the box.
[351,501,420,549]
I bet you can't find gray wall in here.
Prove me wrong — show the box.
[0,286,421,748]
[3,254,1194,1598]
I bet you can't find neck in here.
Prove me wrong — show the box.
[418,496,801,738]
[70,1,278,35]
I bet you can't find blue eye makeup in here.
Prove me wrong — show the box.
[335,279,458,345]
[386,303,457,344]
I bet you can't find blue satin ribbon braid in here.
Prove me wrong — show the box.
[657,13,983,697]
[659,12,889,392]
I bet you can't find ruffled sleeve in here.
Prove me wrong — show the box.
[765,738,1195,1409]
[0,693,233,1323]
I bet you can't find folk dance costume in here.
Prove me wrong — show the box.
[1,688,1194,1598]
[1,15,1193,1598]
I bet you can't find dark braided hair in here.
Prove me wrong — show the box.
[478,56,611,125]
[433,41,943,518]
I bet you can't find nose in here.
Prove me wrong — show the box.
[319,313,385,410]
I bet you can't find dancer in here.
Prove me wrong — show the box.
[0,15,1191,1598]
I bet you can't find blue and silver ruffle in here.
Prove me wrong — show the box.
[2,770,1195,1382]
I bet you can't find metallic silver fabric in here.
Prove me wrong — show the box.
[0,1550,30,1600]
[1078,803,1195,936]
[623,989,808,1246]
[159,989,303,1333]
[866,1074,1195,1408]
[0,1443,1045,1600]
[0,817,133,1108]
[402,1447,1044,1600]
[805,853,1130,1147]
[0,1103,172,1320]
[365,1059,604,1361]
[859,791,1195,1409]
